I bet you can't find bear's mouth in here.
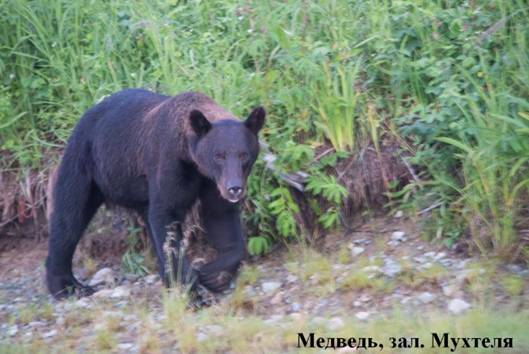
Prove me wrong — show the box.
[219,187,245,203]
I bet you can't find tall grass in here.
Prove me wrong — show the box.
[1,0,529,260]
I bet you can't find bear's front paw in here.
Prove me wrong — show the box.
[197,269,234,293]
[47,272,95,300]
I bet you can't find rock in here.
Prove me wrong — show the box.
[327,317,345,330]
[75,298,90,308]
[355,312,370,320]
[448,299,471,314]
[262,281,281,294]
[196,332,209,342]
[291,302,301,312]
[56,317,65,326]
[362,265,380,273]
[243,285,256,297]
[417,292,435,304]
[382,258,401,277]
[353,301,362,307]
[434,252,446,261]
[289,313,302,321]
[204,325,223,336]
[111,286,131,298]
[350,247,365,257]
[144,274,159,284]
[394,210,404,218]
[424,251,436,258]
[42,329,57,339]
[286,274,298,283]
[391,231,406,242]
[93,289,114,298]
[117,343,134,351]
[264,315,284,325]
[270,291,283,305]
[442,284,459,297]
[28,321,46,328]
[310,317,326,326]
[8,325,18,336]
[89,267,115,287]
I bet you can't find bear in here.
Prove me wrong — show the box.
[45,89,265,299]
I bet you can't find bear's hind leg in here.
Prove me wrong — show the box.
[46,178,103,299]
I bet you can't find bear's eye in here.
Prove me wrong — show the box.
[214,153,226,161]
[239,152,249,161]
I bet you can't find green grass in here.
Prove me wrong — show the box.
[1,0,529,260]
[2,304,528,353]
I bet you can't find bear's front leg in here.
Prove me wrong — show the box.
[198,184,246,293]
[148,201,198,290]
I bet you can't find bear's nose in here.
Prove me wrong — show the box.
[228,187,243,198]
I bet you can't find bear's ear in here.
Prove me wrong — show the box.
[245,106,266,135]
[190,110,211,137]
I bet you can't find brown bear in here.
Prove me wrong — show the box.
[45,89,265,299]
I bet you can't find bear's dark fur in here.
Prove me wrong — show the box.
[45,89,265,299]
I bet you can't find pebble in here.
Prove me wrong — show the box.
[28,321,46,328]
[327,317,345,330]
[196,332,209,342]
[270,291,283,305]
[117,343,134,351]
[89,267,115,287]
[75,298,90,308]
[350,247,365,257]
[442,284,459,297]
[262,281,281,294]
[417,292,435,304]
[291,302,301,311]
[8,325,18,336]
[286,274,298,283]
[42,329,57,339]
[355,312,370,320]
[382,258,402,277]
[144,274,159,284]
[111,286,131,298]
[448,298,471,314]
[391,231,406,242]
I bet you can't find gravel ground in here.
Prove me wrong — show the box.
[1,216,528,353]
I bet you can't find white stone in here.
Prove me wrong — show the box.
[204,325,223,336]
[261,281,281,294]
[144,274,159,284]
[442,284,459,297]
[350,247,365,256]
[291,302,301,311]
[117,343,134,351]
[391,231,406,242]
[89,267,115,287]
[75,298,90,308]
[196,332,208,342]
[355,312,370,320]
[93,289,114,298]
[394,210,404,218]
[42,329,57,339]
[448,299,471,314]
[286,274,298,283]
[28,321,46,328]
[111,286,131,298]
[382,258,401,277]
[270,291,283,305]
[8,325,18,336]
[417,292,435,304]
[327,317,345,330]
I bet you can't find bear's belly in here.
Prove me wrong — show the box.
[96,174,149,209]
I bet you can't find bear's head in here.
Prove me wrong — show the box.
[188,107,265,203]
